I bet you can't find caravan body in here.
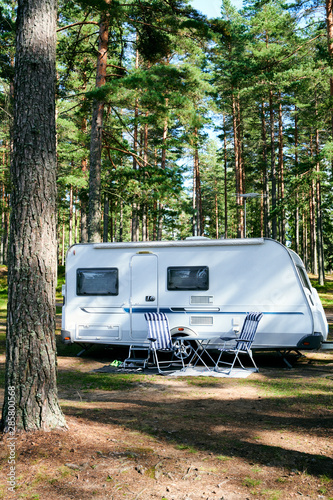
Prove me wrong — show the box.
[61,238,328,351]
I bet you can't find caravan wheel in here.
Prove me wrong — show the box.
[172,338,194,360]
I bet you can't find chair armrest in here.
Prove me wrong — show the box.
[147,337,157,342]
[220,336,236,341]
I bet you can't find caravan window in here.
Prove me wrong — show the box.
[77,268,118,296]
[167,266,209,291]
[296,266,311,291]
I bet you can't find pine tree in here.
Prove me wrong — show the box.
[2,0,66,432]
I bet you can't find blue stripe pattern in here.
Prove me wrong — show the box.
[144,312,172,351]
[236,311,263,350]
[125,308,303,316]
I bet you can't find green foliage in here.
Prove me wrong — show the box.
[0,0,332,271]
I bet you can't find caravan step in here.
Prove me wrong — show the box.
[124,358,149,367]
[320,341,333,351]
[128,347,150,351]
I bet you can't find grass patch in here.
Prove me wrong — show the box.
[56,265,65,301]
[57,370,143,392]
[175,444,197,453]
[242,476,262,488]
[261,489,282,500]
[247,376,333,400]
[185,377,222,387]
[217,454,233,461]
[310,275,333,308]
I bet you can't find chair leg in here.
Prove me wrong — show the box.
[214,350,233,372]
[215,348,258,373]
[248,350,259,372]
[153,351,164,374]
[235,348,259,372]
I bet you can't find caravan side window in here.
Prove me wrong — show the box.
[77,268,118,296]
[296,266,311,291]
[167,266,209,291]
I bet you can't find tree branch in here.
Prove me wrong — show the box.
[275,33,324,65]
[0,106,13,119]
[57,21,99,33]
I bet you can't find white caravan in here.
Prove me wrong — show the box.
[61,237,328,353]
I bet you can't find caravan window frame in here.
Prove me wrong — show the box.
[167,266,209,291]
[296,266,312,291]
[76,268,119,296]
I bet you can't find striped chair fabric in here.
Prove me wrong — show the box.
[144,312,186,373]
[236,311,263,351]
[215,311,263,374]
[145,312,172,350]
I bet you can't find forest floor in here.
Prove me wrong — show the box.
[0,340,333,499]
[0,277,332,499]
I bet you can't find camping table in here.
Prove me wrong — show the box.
[173,336,221,372]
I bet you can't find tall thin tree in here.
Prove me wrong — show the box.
[88,8,109,242]
[2,0,66,431]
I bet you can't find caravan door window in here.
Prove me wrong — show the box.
[167,266,209,291]
[77,268,118,296]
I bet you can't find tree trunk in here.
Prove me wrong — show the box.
[302,206,308,270]
[326,0,333,145]
[278,94,285,245]
[192,154,197,237]
[142,112,149,242]
[157,97,169,240]
[69,184,73,248]
[61,220,65,266]
[132,43,139,242]
[294,108,300,255]
[261,100,270,237]
[2,0,66,432]
[80,192,88,243]
[103,193,109,242]
[269,89,277,240]
[215,179,219,239]
[232,95,243,237]
[74,191,78,244]
[79,69,88,243]
[309,135,318,274]
[223,115,228,238]
[315,126,325,284]
[193,127,203,236]
[88,12,109,242]
[119,200,123,242]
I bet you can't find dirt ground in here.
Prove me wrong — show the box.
[0,343,333,500]
[1,305,333,499]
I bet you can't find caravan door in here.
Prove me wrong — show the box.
[130,253,158,339]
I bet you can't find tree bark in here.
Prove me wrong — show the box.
[278,94,285,245]
[232,95,243,237]
[103,193,109,242]
[88,12,109,242]
[69,184,73,248]
[2,0,66,432]
[269,89,277,240]
[294,108,300,255]
[315,126,325,284]
[261,100,270,237]
[215,178,219,239]
[309,134,318,274]
[326,0,333,144]
[223,115,228,239]
[131,43,139,242]
[192,126,203,236]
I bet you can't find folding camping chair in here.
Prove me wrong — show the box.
[214,311,263,374]
[145,312,189,374]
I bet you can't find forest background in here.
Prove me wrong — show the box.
[0,0,332,285]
